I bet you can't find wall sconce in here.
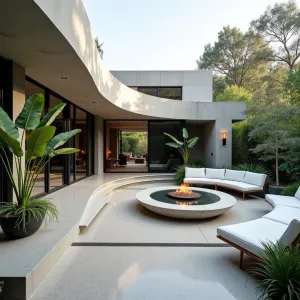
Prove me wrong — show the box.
[222,132,227,146]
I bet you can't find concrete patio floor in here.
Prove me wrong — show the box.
[30,181,270,300]
[31,246,259,300]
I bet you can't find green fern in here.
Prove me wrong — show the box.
[249,242,300,300]
[281,183,300,196]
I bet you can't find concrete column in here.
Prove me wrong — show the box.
[94,116,104,174]
[0,58,25,202]
[215,119,232,168]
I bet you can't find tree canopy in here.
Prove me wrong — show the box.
[216,85,253,105]
[251,0,300,70]
[197,26,271,90]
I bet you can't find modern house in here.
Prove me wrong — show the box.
[0,0,246,201]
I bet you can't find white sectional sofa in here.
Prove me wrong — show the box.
[184,168,267,200]
[217,187,300,269]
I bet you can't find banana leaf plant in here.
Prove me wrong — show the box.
[164,128,199,165]
[0,93,81,230]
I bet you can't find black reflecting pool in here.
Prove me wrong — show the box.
[150,189,221,206]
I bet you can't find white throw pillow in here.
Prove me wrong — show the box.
[279,219,300,246]
[185,167,205,178]
[243,172,266,187]
[224,169,246,182]
[295,187,300,200]
[205,168,225,179]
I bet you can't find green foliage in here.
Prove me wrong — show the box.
[197,26,271,89]
[174,163,205,185]
[281,183,300,196]
[15,94,44,130]
[0,198,58,230]
[191,157,204,166]
[232,163,272,179]
[122,132,148,157]
[0,94,81,230]
[251,0,300,70]
[285,68,300,105]
[164,128,199,165]
[247,103,300,187]
[215,85,253,105]
[250,242,300,300]
[0,281,3,295]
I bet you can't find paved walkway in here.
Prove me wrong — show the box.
[30,181,270,300]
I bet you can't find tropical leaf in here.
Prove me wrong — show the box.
[15,94,44,130]
[0,107,19,139]
[26,126,56,160]
[0,127,23,157]
[38,103,66,128]
[182,128,189,139]
[166,142,181,148]
[49,148,80,158]
[46,129,81,154]
[164,132,183,145]
[187,137,199,148]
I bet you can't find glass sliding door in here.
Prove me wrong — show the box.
[49,95,65,190]
[148,121,182,172]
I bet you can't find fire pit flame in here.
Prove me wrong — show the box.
[175,184,192,195]
[167,184,201,200]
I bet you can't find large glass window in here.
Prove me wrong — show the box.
[159,87,181,100]
[24,77,94,196]
[49,95,65,190]
[148,121,182,172]
[130,87,182,100]
[75,108,87,179]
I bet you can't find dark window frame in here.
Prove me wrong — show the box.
[25,76,94,197]
[129,86,182,100]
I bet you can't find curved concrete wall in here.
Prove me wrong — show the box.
[33,0,246,121]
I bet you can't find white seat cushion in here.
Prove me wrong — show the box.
[184,178,217,185]
[279,219,300,246]
[295,187,300,200]
[217,180,260,192]
[265,194,300,208]
[224,169,245,182]
[185,167,205,178]
[243,172,266,187]
[206,168,225,179]
[217,218,288,257]
[263,206,300,225]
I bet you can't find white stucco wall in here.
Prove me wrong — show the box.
[111,70,213,102]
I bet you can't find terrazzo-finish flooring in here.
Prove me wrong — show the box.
[31,246,259,300]
[31,182,269,300]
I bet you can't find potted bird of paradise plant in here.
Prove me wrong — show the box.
[0,94,81,239]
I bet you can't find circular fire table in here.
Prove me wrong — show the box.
[136,186,236,219]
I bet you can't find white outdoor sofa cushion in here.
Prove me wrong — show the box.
[265,194,300,208]
[217,218,288,257]
[183,177,218,185]
[263,205,300,225]
[279,219,300,246]
[217,180,259,192]
[295,187,300,199]
[185,167,205,178]
[206,168,226,179]
[243,171,266,188]
[224,170,246,182]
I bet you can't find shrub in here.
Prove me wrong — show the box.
[190,158,205,167]
[250,242,300,300]
[281,183,300,196]
[232,163,272,177]
[174,163,204,185]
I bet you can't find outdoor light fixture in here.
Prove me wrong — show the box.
[222,132,227,146]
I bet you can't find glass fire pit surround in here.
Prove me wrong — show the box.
[136,186,236,219]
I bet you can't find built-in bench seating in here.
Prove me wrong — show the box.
[217,187,300,268]
[184,168,267,200]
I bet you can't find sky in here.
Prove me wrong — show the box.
[82,0,287,71]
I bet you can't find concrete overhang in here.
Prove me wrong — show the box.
[0,0,246,121]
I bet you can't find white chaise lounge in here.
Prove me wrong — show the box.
[217,187,300,269]
[184,168,267,200]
